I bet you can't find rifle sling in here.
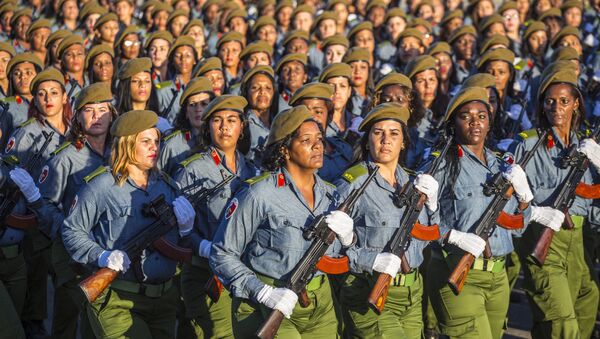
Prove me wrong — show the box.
[4,212,37,230]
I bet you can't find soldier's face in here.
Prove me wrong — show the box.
[558,35,582,56]
[413,69,438,107]
[78,102,112,137]
[293,12,313,32]
[453,101,490,146]
[154,11,169,31]
[276,6,292,27]
[353,30,375,53]
[12,62,37,96]
[62,44,85,73]
[187,26,205,51]
[92,52,114,83]
[484,61,511,95]
[209,110,243,152]
[130,72,152,103]
[386,17,406,41]
[61,0,79,20]
[327,76,351,111]
[543,83,578,130]
[286,38,308,54]
[134,128,160,170]
[173,45,196,75]
[247,74,274,112]
[114,1,134,23]
[185,92,211,129]
[380,85,410,108]
[350,61,369,88]
[325,45,347,65]
[563,7,582,27]
[218,41,242,68]
[280,61,307,93]
[97,20,119,44]
[169,16,189,38]
[285,121,324,171]
[14,15,32,40]
[318,19,337,39]
[34,80,67,118]
[0,51,10,81]
[433,52,453,81]
[453,34,476,61]
[244,52,270,69]
[31,27,51,51]
[528,30,548,56]
[204,70,224,95]
[121,34,141,60]
[257,24,277,47]
[148,38,170,68]
[302,98,329,131]
[368,120,404,166]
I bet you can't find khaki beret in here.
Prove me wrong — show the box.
[348,22,373,42]
[182,19,204,35]
[561,0,584,11]
[441,9,463,26]
[538,69,579,98]
[415,0,434,11]
[312,11,337,31]
[551,26,580,48]
[427,41,452,56]
[221,2,240,13]
[524,21,547,40]
[327,0,349,10]
[240,41,273,60]
[342,47,371,64]
[292,4,315,16]
[266,105,313,146]
[85,44,114,67]
[366,0,387,12]
[144,30,174,50]
[289,82,333,106]
[478,14,504,33]
[252,15,277,35]
[74,83,113,110]
[319,63,352,82]
[114,26,139,48]
[225,8,247,26]
[398,28,425,44]
[539,8,562,21]
[26,19,51,39]
[498,1,518,13]
[444,86,490,121]
[374,72,412,92]
[216,31,245,51]
[404,55,437,79]
[462,73,497,89]
[79,3,107,20]
[539,60,578,81]
[275,0,294,13]
[201,0,219,11]
[140,0,159,11]
[276,53,307,73]
[477,48,515,70]
[385,8,407,22]
[258,0,276,11]
[94,12,118,31]
[0,3,14,16]
[56,35,84,58]
[479,34,510,54]
[168,36,196,60]
[202,95,247,121]
[29,67,65,94]
[151,2,173,17]
[10,8,32,26]
[111,110,158,137]
[0,41,15,57]
[322,34,350,50]
[240,65,275,91]
[179,77,213,106]
[57,0,76,10]
[552,46,580,61]
[194,57,222,77]
[7,53,43,76]
[118,57,152,80]
[45,29,70,49]
[167,9,188,26]
[282,30,310,46]
[408,18,433,33]
[359,102,410,131]
[448,25,477,45]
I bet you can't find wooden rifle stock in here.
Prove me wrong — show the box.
[79,267,119,302]
[531,211,573,266]
[447,254,476,295]
[368,273,392,314]
[255,310,285,339]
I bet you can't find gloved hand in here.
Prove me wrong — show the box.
[373,252,401,276]
[325,210,354,246]
[173,196,195,236]
[348,117,364,136]
[414,174,439,212]
[447,230,486,257]
[256,285,298,318]
[502,164,533,203]
[531,206,565,232]
[9,168,40,203]
[98,250,131,272]
[577,139,600,170]
[199,239,212,258]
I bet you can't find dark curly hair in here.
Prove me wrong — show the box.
[351,118,411,166]
[369,84,426,129]
[262,118,324,171]
[173,91,216,131]
[68,102,118,149]
[191,110,248,154]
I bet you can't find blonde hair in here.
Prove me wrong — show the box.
[110,128,160,186]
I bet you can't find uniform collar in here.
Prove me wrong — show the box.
[366,157,407,193]
[279,167,328,214]
[549,126,578,149]
[125,170,160,191]
[459,144,497,171]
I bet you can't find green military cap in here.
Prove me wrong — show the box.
[441,9,463,26]
[498,1,518,13]
[151,2,173,16]
[289,82,333,106]
[221,2,240,12]
[551,26,580,48]
[292,4,315,16]
[216,31,245,50]
[182,19,204,35]
[57,0,76,10]
[144,30,174,50]
[538,69,579,98]
[0,3,14,16]
[85,44,114,67]
[167,9,188,26]
[26,19,51,39]
[56,35,84,58]
[552,46,580,61]
[398,28,425,43]
[252,15,277,35]
[374,72,412,92]
[444,86,490,121]
[282,30,310,46]
[322,34,350,50]
[7,53,43,76]
[74,82,112,110]
[275,0,294,13]
[79,3,107,20]
[275,53,307,73]
[540,60,578,81]
[524,21,547,40]
[201,0,219,10]
[427,41,452,56]
[202,95,247,121]
[0,41,15,57]
[114,26,139,48]
[45,29,70,49]
[342,47,370,64]
[312,11,337,31]
[359,102,410,131]
[348,22,373,42]
[225,8,247,25]
[448,25,477,45]
[140,0,159,11]
[111,110,158,137]
[404,55,437,79]
[30,67,65,93]
[194,57,222,77]
[94,12,118,31]
[180,77,213,105]
[479,34,510,54]
[258,0,276,11]
[118,57,152,80]
[366,0,387,12]
[10,8,32,26]
[478,14,504,33]
[266,105,313,146]
[539,8,562,21]
[240,41,273,60]
[415,0,434,12]
[409,18,433,33]
[463,73,497,89]
[385,7,407,22]
[327,0,350,10]
[477,48,515,70]
[241,65,275,91]
[168,36,196,59]
[319,63,352,82]
[560,0,584,11]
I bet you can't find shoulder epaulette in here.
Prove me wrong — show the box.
[1,96,16,103]
[342,164,368,183]
[18,117,36,128]
[245,171,270,185]
[51,141,72,156]
[323,180,336,188]
[179,152,203,168]
[402,166,417,177]
[160,171,179,191]
[1,155,19,166]
[155,80,172,89]
[517,128,538,141]
[83,166,108,183]
[163,129,182,142]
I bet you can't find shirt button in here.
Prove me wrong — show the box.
[467,193,472,197]
[382,221,386,226]
[284,220,291,226]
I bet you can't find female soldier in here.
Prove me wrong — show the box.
[56,0,79,31]
[194,57,226,97]
[275,53,309,113]
[115,58,160,116]
[321,35,350,68]
[26,19,51,67]
[57,35,88,101]
[79,4,106,49]
[522,21,548,77]
[175,95,255,339]
[144,31,173,86]
[113,26,141,70]
[93,13,120,46]
[335,102,438,338]
[0,42,15,99]
[319,63,355,138]
[86,45,115,87]
[510,69,600,338]
[181,19,206,61]
[425,87,563,338]
[62,109,196,339]
[159,77,214,175]
[217,31,245,89]
[9,9,32,53]
[427,42,455,97]
[210,106,354,337]
[343,47,373,118]
[44,29,70,70]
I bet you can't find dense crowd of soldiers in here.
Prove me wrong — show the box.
[0,0,600,338]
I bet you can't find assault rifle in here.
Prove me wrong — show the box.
[367,135,451,314]
[256,166,379,339]
[448,129,549,294]
[508,65,535,137]
[79,174,234,303]
[162,87,179,119]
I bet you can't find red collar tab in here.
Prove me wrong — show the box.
[15,95,22,104]
[176,79,182,91]
[457,145,464,158]
[152,71,157,80]
[546,134,555,149]
[184,131,191,141]
[277,173,285,187]
[282,91,289,102]
[211,149,221,166]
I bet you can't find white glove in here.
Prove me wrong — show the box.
[199,239,212,258]
[173,196,195,236]
[9,168,40,203]
[414,174,439,212]
[531,206,565,232]
[348,117,364,136]
[98,250,131,272]
[577,139,600,170]
[502,164,533,203]
[325,210,354,247]
[447,230,486,257]
[256,285,298,318]
[372,252,401,276]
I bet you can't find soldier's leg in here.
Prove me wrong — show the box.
[87,288,152,339]
[21,233,50,336]
[51,282,81,339]
[293,275,339,338]
[396,273,424,339]
[420,247,439,337]
[506,243,521,291]
[0,251,27,339]
[484,270,510,339]
[231,296,265,338]
[144,284,178,339]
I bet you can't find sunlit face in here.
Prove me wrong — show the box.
[62,43,85,73]
[368,119,404,166]
[417,4,434,20]
[0,11,14,35]
[97,20,119,44]
[453,101,490,146]
[280,60,307,92]
[218,41,242,68]
[276,6,293,27]
[446,17,463,34]
[285,121,324,171]
[173,45,195,75]
[153,10,169,31]
[558,35,583,55]
[502,9,520,33]
[484,60,511,94]
[543,83,578,130]
[453,34,476,61]
[367,7,385,27]
[475,0,495,21]
[286,38,308,54]
[92,52,114,83]
[228,17,248,36]
[204,4,220,25]
[256,24,277,47]
[327,76,351,111]
[487,22,506,37]
[380,84,410,108]
[332,3,349,29]
[134,128,160,170]
[528,30,548,56]
[536,0,552,15]
[130,72,152,103]
[247,73,274,111]
[61,0,78,20]
[318,18,337,39]
[413,69,438,106]
[187,25,205,51]
[293,12,313,32]
[78,102,112,137]
[204,70,225,95]
[244,52,270,69]
[12,62,37,96]
[14,15,32,40]
[399,36,424,63]
[148,38,170,68]
[169,15,189,37]
[34,80,67,118]
[563,7,582,27]
[516,0,530,19]
[350,61,369,88]
[121,33,140,60]
[115,1,134,23]
[209,109,243,151]
[353,29,375,54]
[302,98,329,130]
[386,16,407,41]
[433,52,453,81]
[30,27,50,51]
[0,51,10,81]
[185,92,211,129]
[324,44,347,65]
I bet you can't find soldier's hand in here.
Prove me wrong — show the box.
[531,206,565,232]
[173,196,195,236]
[414,174,439,212]
[502,164,533,203]
[447,230,486,257]
[577,138,600,170]
[98,250,131,272]
[373,252,401,276]
[199,239,212,258]
[9,168,41,203]
[256,285,298,319]
[325,210,354,247]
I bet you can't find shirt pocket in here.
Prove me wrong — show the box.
[268,213,311,252]
[363,212,397,250]
[452,184,483,225]
[105,205,134,242]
